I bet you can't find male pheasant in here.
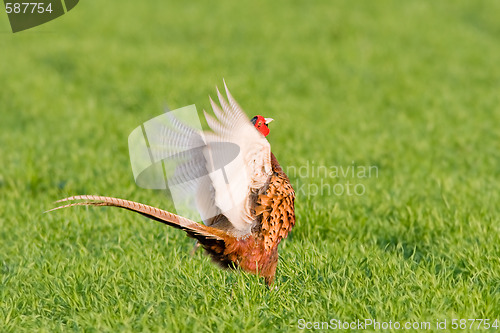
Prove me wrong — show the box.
[50,84,295,285]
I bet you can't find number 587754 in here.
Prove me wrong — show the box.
[5,2,54,14]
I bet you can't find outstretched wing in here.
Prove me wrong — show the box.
[133,83,272,236]
[201,82,272,235]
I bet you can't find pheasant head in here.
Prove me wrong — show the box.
[251,115,274,137]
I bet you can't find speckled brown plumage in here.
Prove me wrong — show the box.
[50,153,295,285]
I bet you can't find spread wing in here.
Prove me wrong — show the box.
[139,82,272,236]
[201,82,272,235]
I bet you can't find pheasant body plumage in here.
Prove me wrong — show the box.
[50,84,295,285]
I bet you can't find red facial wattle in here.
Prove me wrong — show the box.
[258,123,270,137]
[251,115,271,137]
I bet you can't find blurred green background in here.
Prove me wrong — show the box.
[1,1,499,331]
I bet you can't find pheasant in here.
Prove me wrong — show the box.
[49,84,295,285]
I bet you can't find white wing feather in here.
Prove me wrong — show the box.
[201,83,272,234]
[138,83,272,236]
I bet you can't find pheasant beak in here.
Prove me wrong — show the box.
[264,118,274,125]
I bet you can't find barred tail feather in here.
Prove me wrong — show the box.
[47,195,230,247]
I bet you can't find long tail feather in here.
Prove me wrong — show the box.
[47,195,230,246]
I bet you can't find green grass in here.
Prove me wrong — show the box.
[1,0,500,331]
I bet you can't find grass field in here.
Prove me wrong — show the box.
[1,0,500,331]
